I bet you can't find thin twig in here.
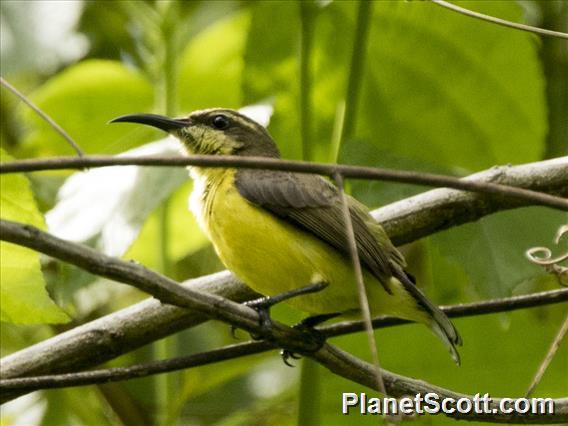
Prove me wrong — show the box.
[2,347,568,424]
[1,155,566,210]
[0,341,275,392]
[333,173,387,398]
[1,289,566,393]
[324,288,568,337]
[373,157,568,245]
[525,313,568,398]
[0,77,84,156]
[0,219,324,357]
[311,344,568,423]
[3,346,568,423]
[430,0,568,39]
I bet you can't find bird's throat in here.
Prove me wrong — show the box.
[189,167,236,236]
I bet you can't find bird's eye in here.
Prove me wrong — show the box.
[211,114,231,130]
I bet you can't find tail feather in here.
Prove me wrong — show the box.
[430,317,462,365]
[395,270,462,365]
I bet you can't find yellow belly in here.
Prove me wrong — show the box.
[191,169,427,322]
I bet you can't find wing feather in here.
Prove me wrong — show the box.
[235,169,398,291]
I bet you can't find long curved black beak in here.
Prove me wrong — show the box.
[110,113,188,132]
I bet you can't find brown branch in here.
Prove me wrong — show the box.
[2,348,568,423]
[372,157,568,245]
[0,221,568,421]
[312,345,568,423]
[0,77,84,156]
[525,314,568,398]
[0,221,260,333]
[323,288,568,337]
[430,0,568,39]
[0,341,275,392]
[1,289,566,394]
[334,172,387,396]
[0,155,566,210]
[0,220,328,358]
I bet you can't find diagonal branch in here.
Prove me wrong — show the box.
[1,216,567,407]
[2,330,567,422]
[430,0,568,39]
[2,289,566,393]
[334,172,387,396]
[313,345,568,423]
[0,77,84,157]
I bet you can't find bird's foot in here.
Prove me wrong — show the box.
[279,312,341,367]
[231,282,329,340]
[280,349,302,367]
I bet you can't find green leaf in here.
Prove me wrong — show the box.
[242,2,303,160]
[177,11,249,112]
[20,59,154,157]
[357,0,546,171]
[0,149,69,324]
[432,208,567,299]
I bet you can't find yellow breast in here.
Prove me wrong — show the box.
[189,168,427,322]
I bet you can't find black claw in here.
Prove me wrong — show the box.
[230,298,274,340]
[278,315,336,366]
[280,349,301,367]
[236,284,334,364]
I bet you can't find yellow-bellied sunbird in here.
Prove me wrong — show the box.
[112,109,462,363]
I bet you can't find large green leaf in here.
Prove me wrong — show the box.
[357,0,546,171]
[177,11,249,113]
[243,1,303,160]
[433,208,567,299]
[0,149,69,324]
[20,59,154,157]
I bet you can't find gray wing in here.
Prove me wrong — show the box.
[235,169,396,291]
[235,169,462,361]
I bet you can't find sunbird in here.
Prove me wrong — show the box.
[112,109,462,363]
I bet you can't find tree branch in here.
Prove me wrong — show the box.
[1,156,566,210]
[3,309,568,423]
[1,288,566,393]
[1,216,566,407]
[1,235,566,423]
[0,77,84,157]
[372,157,568,245]
[1,158,566,413]
[429,0,568,39]
[313,345,568,423]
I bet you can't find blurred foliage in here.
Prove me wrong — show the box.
[0,149,69,324]
[0,1,566,425]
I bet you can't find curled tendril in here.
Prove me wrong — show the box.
[526,225,568,286]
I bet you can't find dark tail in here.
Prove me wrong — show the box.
[396,271,462,365]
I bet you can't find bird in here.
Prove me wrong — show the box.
[111,108,462,364]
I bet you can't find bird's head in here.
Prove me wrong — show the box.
[111,108,280,158]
